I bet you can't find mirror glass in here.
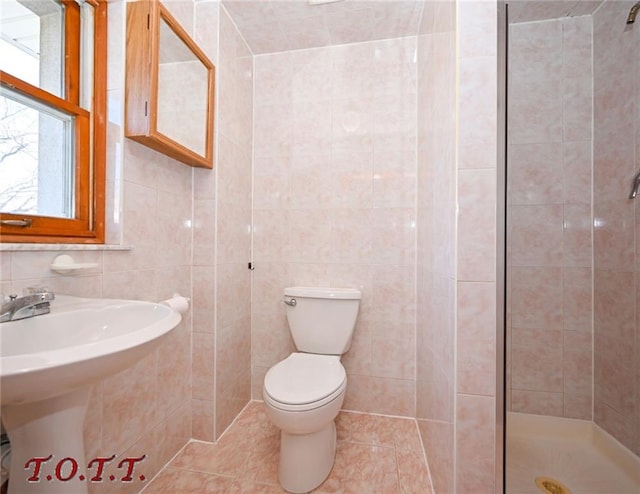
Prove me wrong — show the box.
[156,15,208,156]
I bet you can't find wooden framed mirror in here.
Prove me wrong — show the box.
[125,0,214,168]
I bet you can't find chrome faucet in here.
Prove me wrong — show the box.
[0,290,55,323]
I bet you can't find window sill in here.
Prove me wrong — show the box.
[0,244,132,252]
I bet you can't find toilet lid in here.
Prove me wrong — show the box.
[264,353,346,405]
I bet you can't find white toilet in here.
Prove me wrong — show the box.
[263,286,361,493]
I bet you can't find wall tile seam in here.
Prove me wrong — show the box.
[209,0,223,442]
[455,390,497,399]
[457,165,499,172]
[219,4,254,59]
[247,31,258,401]
[457,277,497,284]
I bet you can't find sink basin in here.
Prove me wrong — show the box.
[0,295,183,494]
[1,295,181,405]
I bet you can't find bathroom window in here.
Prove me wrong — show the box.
[0,0,107,243]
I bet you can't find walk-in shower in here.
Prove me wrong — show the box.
[505,1,640,492]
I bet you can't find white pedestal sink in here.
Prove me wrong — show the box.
[0,295,182,494]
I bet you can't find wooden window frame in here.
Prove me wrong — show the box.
[0,0,107,244]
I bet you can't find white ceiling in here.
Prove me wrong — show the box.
[0,0,613,59]
[221,0,425,55]
[222,0,612,54]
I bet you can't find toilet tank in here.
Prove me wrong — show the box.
[284,287,361,355]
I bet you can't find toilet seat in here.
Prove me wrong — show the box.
[264,353,346,412]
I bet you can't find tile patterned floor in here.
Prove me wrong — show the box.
[142,401,432,493]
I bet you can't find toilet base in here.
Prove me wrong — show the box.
[279,420,337,493]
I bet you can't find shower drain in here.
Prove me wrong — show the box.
[535,476,571,494]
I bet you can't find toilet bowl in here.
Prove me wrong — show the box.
[263,353,346,493]
[263,287,361,494]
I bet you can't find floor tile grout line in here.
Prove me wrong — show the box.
[145,401,432,493]
[138,439,194,493]
[412,417,436,493]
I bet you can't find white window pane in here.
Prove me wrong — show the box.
[0,88,74,218]
[0,0,64,98]
[79,1,93,111]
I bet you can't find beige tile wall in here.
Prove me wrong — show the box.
[251,37,418,417]
[0,1,201,491]
[593,0,640,457]
[215,6,253,438]
[507,15,594,420]
[456,1,499,491]
[415,0,456,492]
[191,3,253,442]
[0,0,257,489]
[0,2,514,492]
[417,1,501,492]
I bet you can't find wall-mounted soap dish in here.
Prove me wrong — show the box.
[50,254,99,275]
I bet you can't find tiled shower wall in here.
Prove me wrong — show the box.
[251,37,418,417]
[592,0,640,457]
[507,15,593,419]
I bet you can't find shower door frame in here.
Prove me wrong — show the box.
[497,1,508,493]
